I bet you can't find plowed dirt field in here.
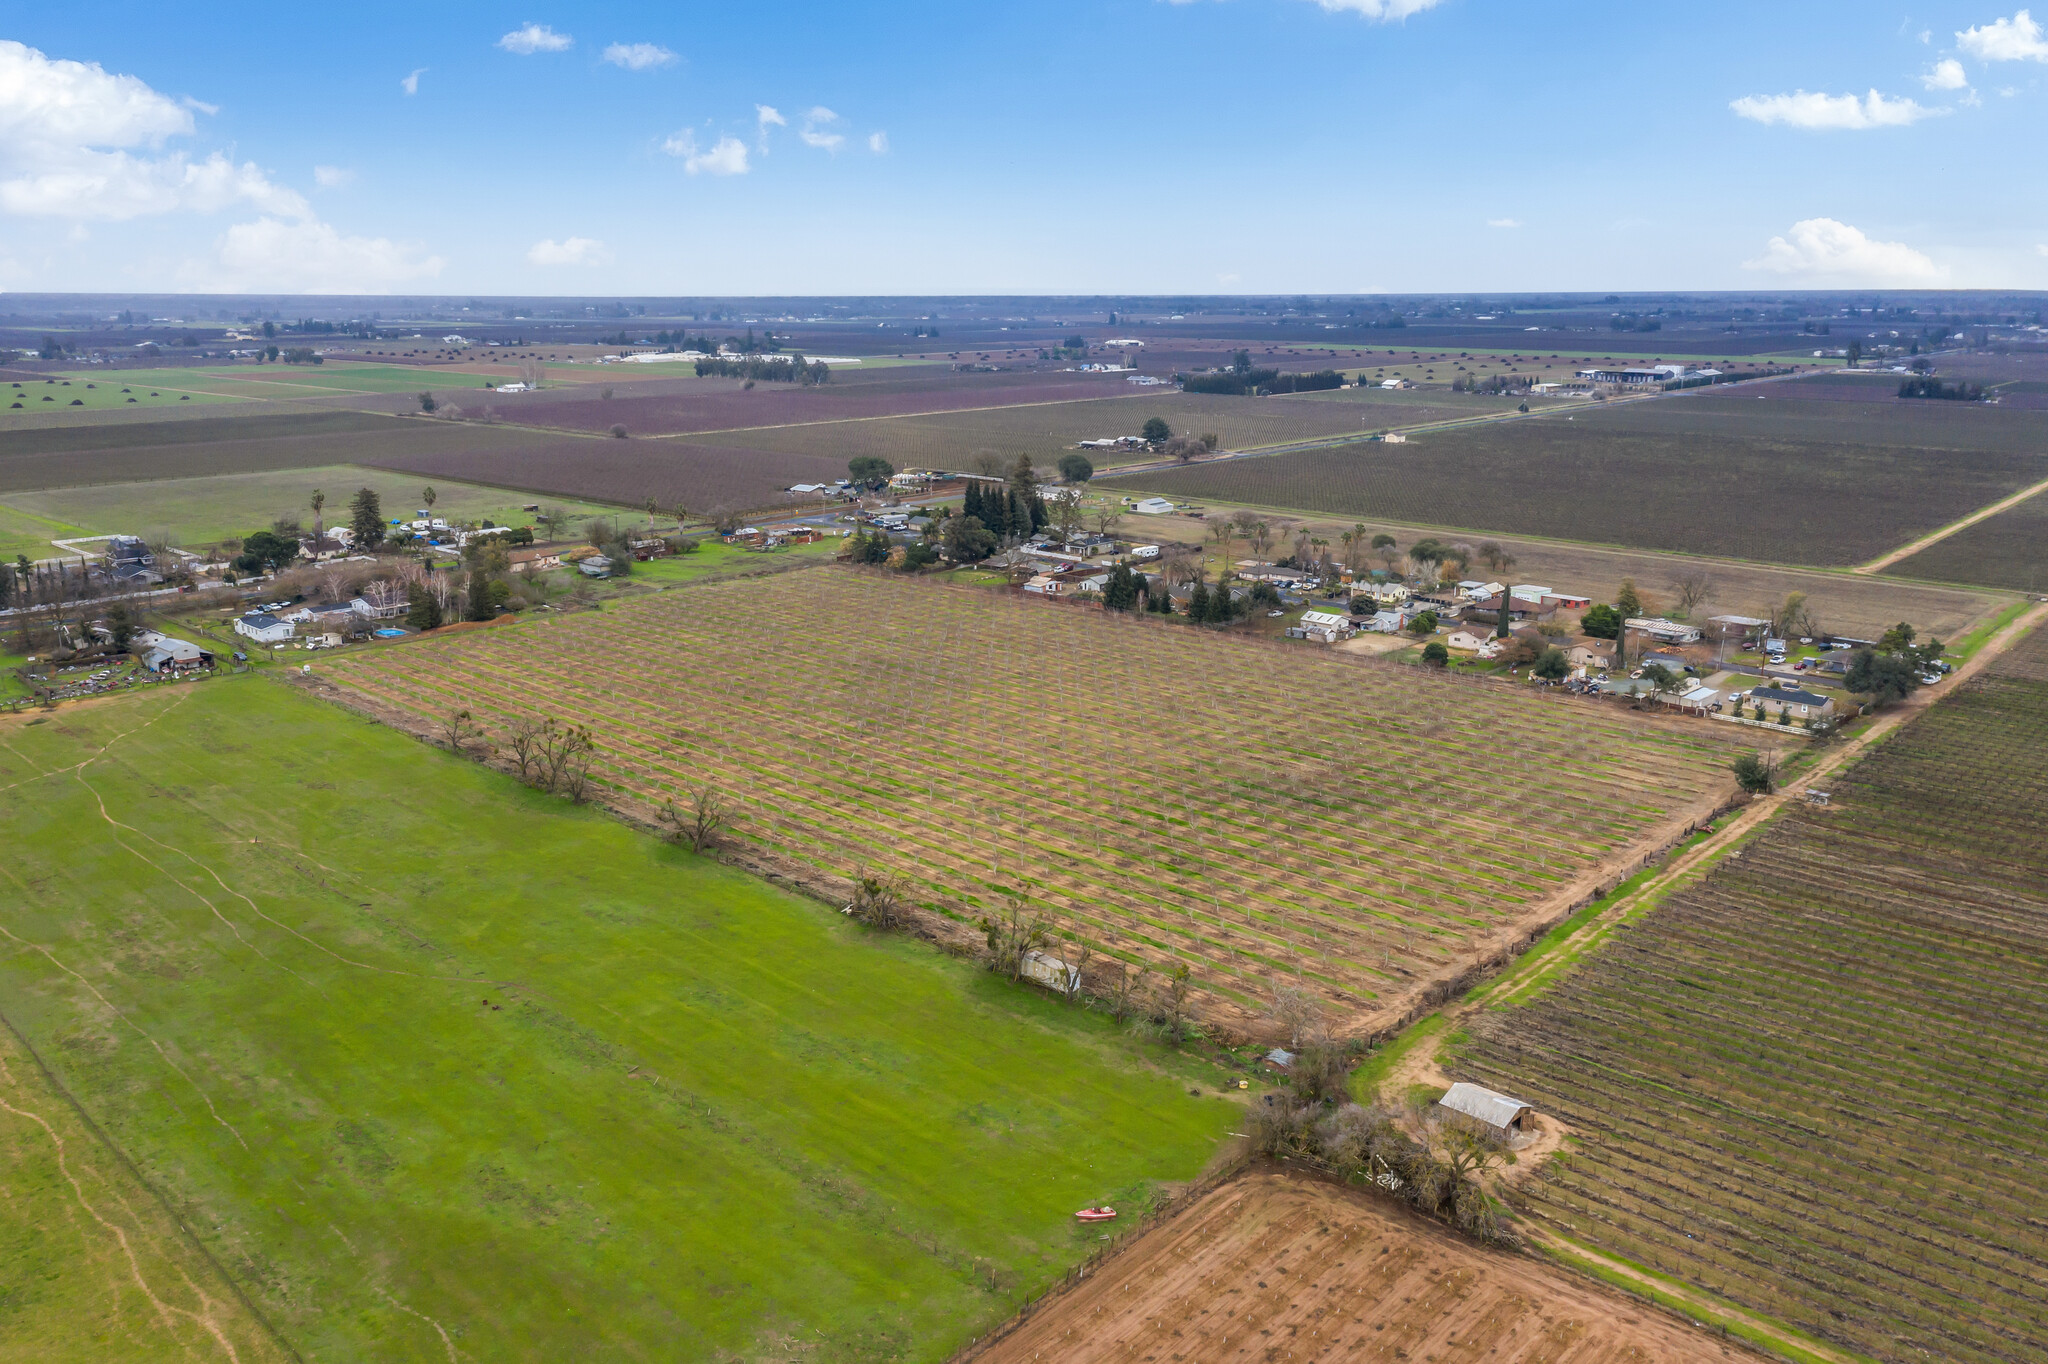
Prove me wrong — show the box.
[977,1171,1742,1364]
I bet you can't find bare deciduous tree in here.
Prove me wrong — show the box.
[533,720,596,801]
[980,889,1050,981]
[505,716,547,782]
[437,707,485,756]
[1672,570,1715,617]
[660,784,733,852]
[1268,982,1326,1047]
[844,870,907,929]
[1162,435,1206,463]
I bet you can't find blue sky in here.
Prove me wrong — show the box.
[2,1,2044,295]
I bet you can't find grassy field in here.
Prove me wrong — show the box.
[0,465,619,556]
[48,363,495,402]
[1106,395,2048,567]
[1885,485,2048,593]
[0,679,1231,1362]
[323,570,1750,1027]
[4,376,233,415]
[1448,628,2048,1364]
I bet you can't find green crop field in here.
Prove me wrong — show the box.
[323,570,1750,1025]
[0,465,618,555]
[1886,486,2048,593]
[1450,628,2048,1364]
[51,363,482,402]
[0,679,1229,1362]
[1105,393,2048,566]
[2,375,235,415]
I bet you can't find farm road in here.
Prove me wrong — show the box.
[1858,472,2048,575]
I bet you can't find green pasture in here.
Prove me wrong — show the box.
[55,363,464,401]
[0,465,618,553]
[2,375,234,414]
[0,501,88,562]
[0,679,1229,1361]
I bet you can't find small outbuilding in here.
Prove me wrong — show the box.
[1437,1081,1536,1133]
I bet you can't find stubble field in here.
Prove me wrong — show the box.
[1450,627,2048,1364]
[322,570,1751,1027]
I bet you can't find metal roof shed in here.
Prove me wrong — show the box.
[1438,1081,1535,1132]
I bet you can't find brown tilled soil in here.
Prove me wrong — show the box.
[975,1172,1745,1364]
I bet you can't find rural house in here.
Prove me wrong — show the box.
[1566,637,1617,671]
[507,545,565,574]
[1747,684,1836,721]
[1445,628,1500,656]
[1437,1082,1535,1134]
[349,588,407,620]
[1290,609,1355,643]
[233,612,295,644]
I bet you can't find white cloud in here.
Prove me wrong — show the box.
[2036,242,2048,257]
[402,68,425,95]
[662,130,749,176]
[1922,58,1969,90]
[0,41,309,221]
[1306,0,1445,18]
[1958,10,2048,62]
[755,103,786,151]
[800,106,845,150]
[194,216,444,293]
[868,130,889,154]
[1730,88,1942,129]
[1486,217,1520,228]
[313,165,354,188]
[0,39,193,149]
[498,24,572,55]
[602,42,675,70]
[1744,218,1945,284]
[526,236,607,266]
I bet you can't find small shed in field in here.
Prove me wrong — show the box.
[1438,1082,1535,1133]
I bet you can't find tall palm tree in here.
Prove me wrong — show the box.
[309,489,325,544]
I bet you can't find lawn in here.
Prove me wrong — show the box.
[0,501,88,562]
[0,465,620,553]
[0,679,1231,1361]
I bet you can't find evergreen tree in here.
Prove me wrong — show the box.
[962,481,984,525]
[1188,581,1210,620]
[1206,583,1235,623]
[405,585,442,631]
[1102,563,1139,611]
[466,570,494,621]
[349,486,386,548]
[1028,492,1047,533]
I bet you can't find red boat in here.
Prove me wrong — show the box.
[1074,1206,1117,1222]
